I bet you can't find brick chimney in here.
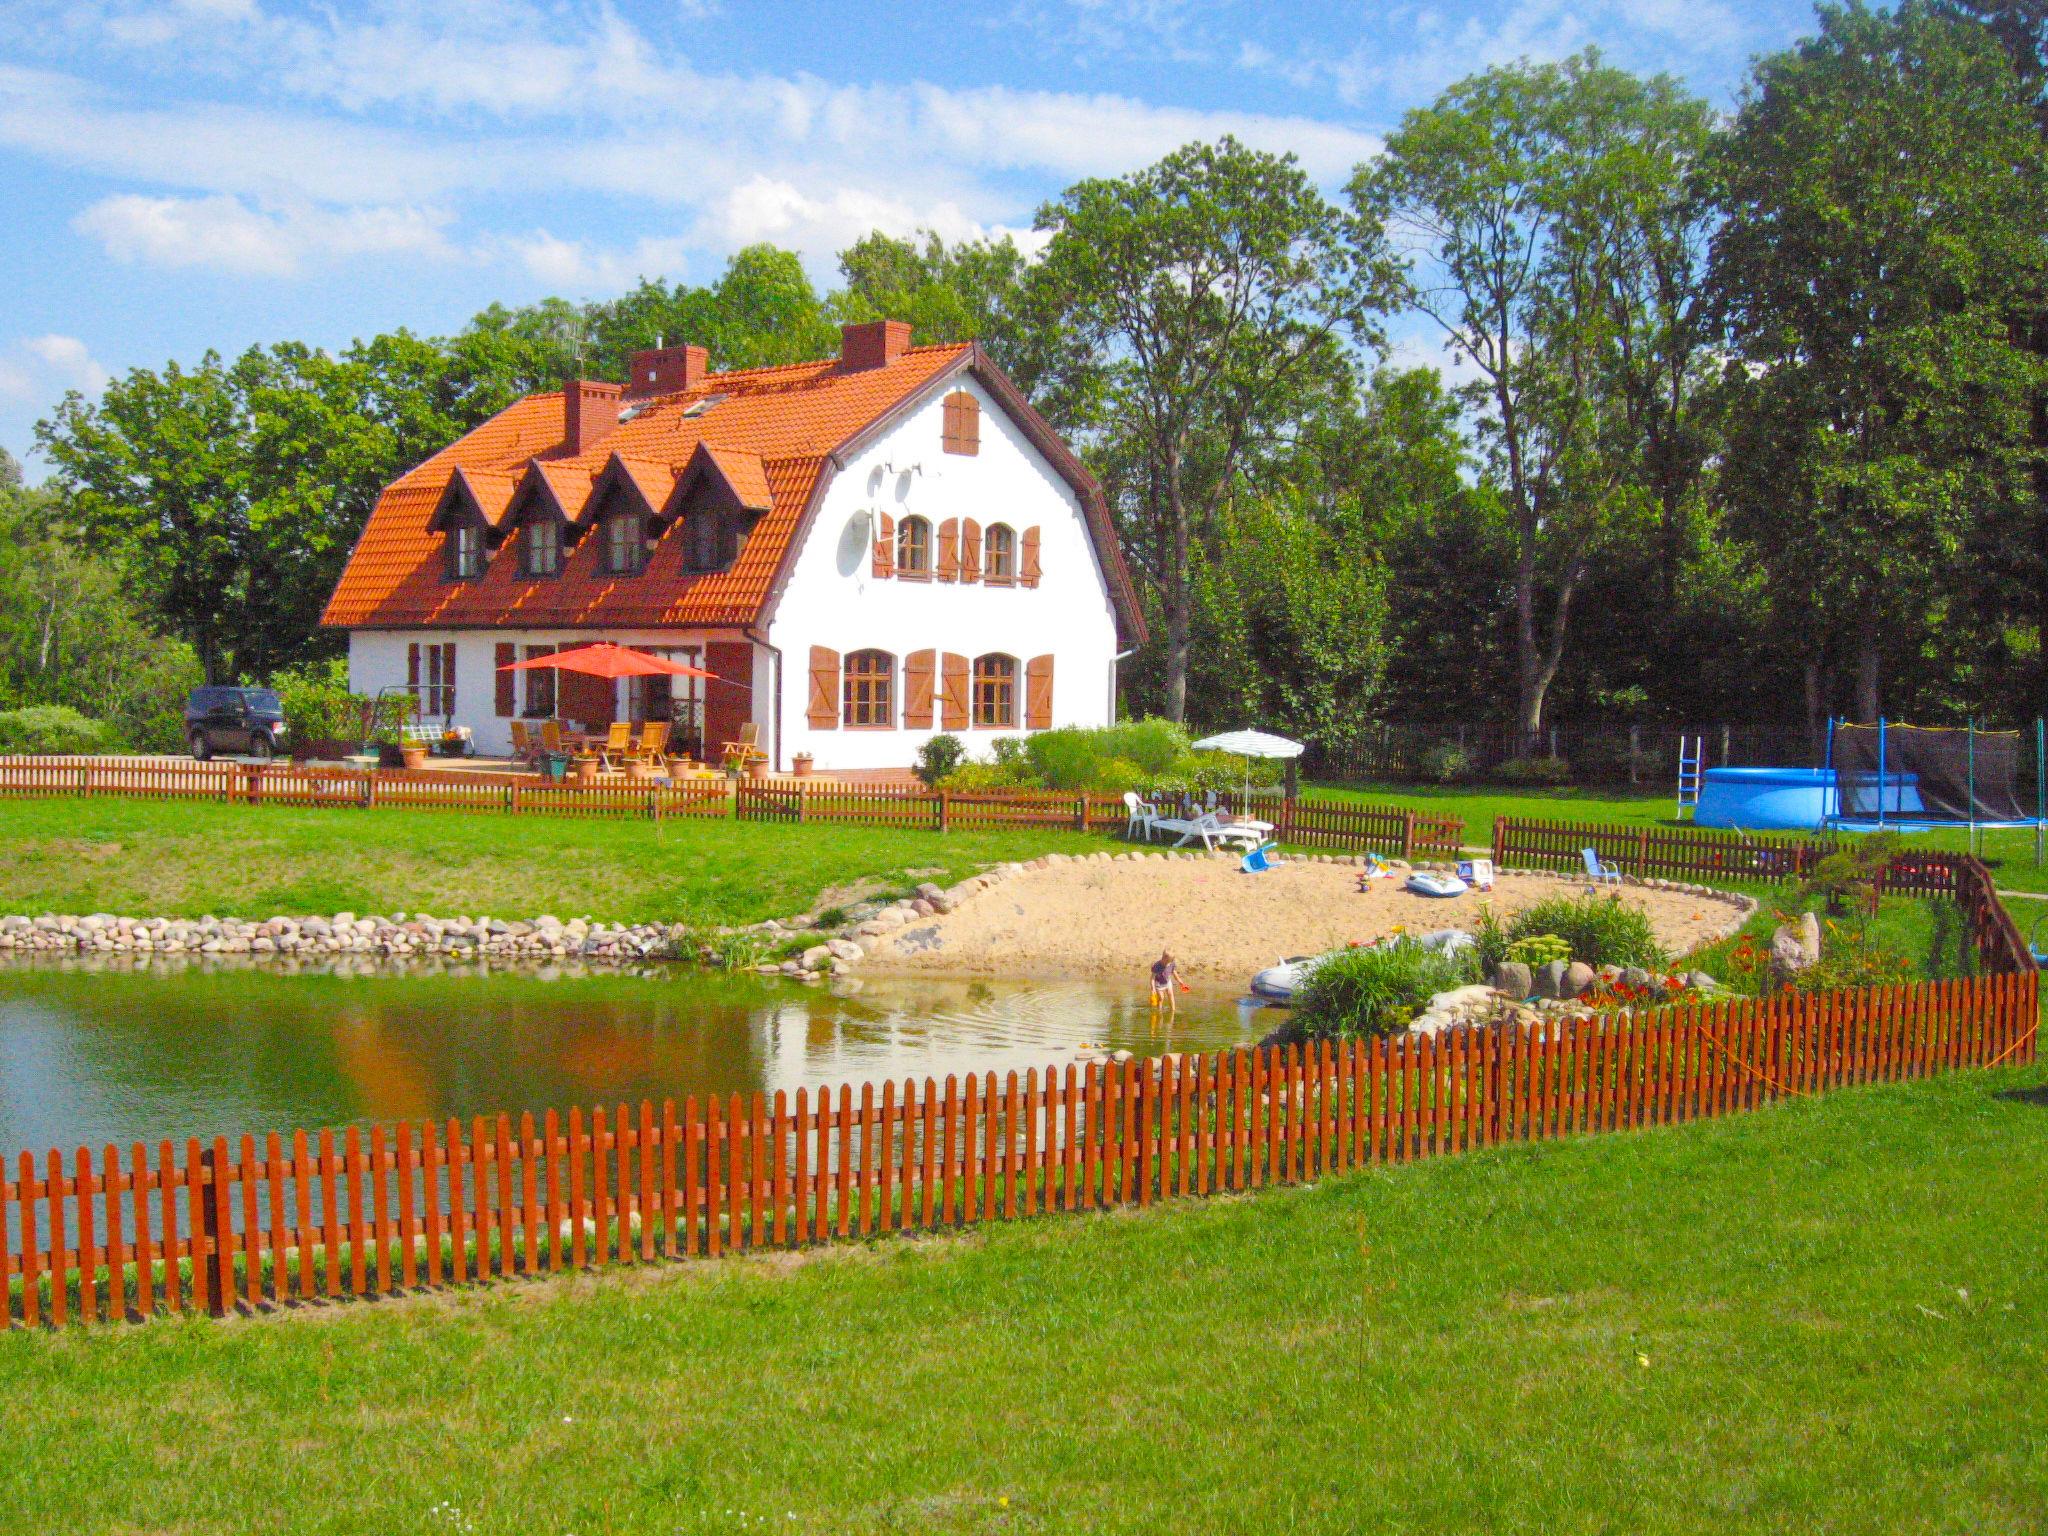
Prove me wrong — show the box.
[562,377,622,457]
[840,319,912,371]
[624,344,709,398]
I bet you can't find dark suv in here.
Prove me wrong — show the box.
[185,687,287,762]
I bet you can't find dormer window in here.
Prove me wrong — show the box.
[896,515,932,578]
[942,390,979,455]
[523,519,562,578]
[684,511,727,574]
[603,508,647,575]
[447,521,483,580]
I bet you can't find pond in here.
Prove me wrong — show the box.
[0,959,1270,1160]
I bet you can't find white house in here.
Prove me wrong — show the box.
[322,321,1145,770]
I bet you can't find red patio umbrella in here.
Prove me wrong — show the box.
[496,642,716,680]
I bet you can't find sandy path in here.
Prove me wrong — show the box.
[863,855,1746,984]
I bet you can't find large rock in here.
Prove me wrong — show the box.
[1491,960,1533,999]
[1561,961,1596,999]
[1535,959,1569,1000]
[1799,911,1822,966]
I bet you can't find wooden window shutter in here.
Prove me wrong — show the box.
[940,653,970,731]
[936,518,960,581]
[872,511,895,579]
[904,649,936,729]
[495,644,516,717]
[1020,526,1042,587]
[960,518,982,583]
[442,643,457,715]
[942,391,980,456]
[407,643,420,696]
[807,647,840,729]
[1026,655,1054,729]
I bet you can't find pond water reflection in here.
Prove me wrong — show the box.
[0,957,1270,1157]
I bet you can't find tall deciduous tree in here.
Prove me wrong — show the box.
[1030,137,1390,721]
[1353,54,1717,744]
[1709,1,2048,727]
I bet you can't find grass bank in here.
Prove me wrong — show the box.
[3,1066,2043,1533]
[0,798,1122,926]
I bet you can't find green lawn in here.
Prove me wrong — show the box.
[0,797,1124,926]
[3,1065,2043,1533]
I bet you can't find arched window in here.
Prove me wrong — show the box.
[983,523,1016,585]
[971,653,1017,728]
[843,649,896,728]
[522,518,562,578]
[603,508,647,575]
[896,515,932,577]
[942,390,980,455]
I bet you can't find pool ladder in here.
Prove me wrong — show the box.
[1675,735,1704,820]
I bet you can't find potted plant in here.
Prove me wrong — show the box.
[746,757,770,782]
[792,752,814,777]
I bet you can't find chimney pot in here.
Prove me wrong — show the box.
[562,377,623,457]
[624,343,709,398]
[840,319,912,371]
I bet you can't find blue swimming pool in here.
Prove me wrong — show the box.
[1694,766,1924,830]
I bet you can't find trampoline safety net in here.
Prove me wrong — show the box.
[1832,723,2030,824]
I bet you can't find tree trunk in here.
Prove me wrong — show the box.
[1160,445,1191,723]
[1854,641,1881,724]
[1804,655,1828,763]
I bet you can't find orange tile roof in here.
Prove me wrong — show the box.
[322,339,1145,644]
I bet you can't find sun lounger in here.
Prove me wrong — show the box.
[1158,811,1270,852]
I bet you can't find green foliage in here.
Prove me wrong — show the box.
[914,733,967,787]
[1508,895,1666,969]
[1492,756,1574,786]
[936,760,1039,793]
[1416,743,1471,784]
[1292,941,1478,1039]
[0,704,119,755]
[1471,902,1510,971]
[1800,832,1905,914]
[1504,933,1572,968]
[266,658,369,745]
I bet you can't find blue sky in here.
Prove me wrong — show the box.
[0,0,1815,472]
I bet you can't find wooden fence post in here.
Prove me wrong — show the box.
[937,789,950,833]
[1402,810,1416,860]
[1075,793,1088,833]
[1635,827,1649,874]
[1491,817,1508,866]
[198,1143,226,1318]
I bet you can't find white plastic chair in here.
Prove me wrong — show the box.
[1124,790,1161,841]
[1581,847,1624,888]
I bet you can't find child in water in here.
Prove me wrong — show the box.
[1149,951,1180,1016]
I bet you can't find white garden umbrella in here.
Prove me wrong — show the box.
[1191,729,1305,802]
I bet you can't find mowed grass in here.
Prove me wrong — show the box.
[0,797,1124,926]
[4,1067,2045,1534]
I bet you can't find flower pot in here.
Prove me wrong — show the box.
[573,756,600,783]
[399,745,429,772]
[792,754,814,777]
[746,760,769,782]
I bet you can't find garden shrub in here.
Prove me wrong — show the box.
[938,759,1039,793]
[268,658,374,745]
[1471,902,1510,971]
[0,704,119,755]
[1507,894,1665,969]
[1416,742,1471,783]
[1292,941,1478,1040]
[914,733,967,786]
[1492,755,1574,786]
[1503,932,1571,968]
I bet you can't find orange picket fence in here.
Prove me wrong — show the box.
[3,970,2035,1329]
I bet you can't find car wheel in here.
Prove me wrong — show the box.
[189,731,211,762]
[247,734,274,764]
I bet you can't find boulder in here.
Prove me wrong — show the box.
[1621,966,1652,991]
[1535,959,1569,1000]
[1561,961,1596,999]
[1684,970,1719,992]
[1798,910,1822,966]
[1491,961,1533,998]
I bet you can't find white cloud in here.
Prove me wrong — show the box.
[23,334,109,394]
[75,193,457,276]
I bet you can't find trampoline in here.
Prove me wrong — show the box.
[1828,720,2045,834]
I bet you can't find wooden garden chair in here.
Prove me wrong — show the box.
[539,720,566,756]
[721,720,767,767]
[631,720,671,764]
[599,721,634,767]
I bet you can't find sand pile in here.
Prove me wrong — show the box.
[861,853,1747,984]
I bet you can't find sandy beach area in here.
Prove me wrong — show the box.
[861,854,1745,984]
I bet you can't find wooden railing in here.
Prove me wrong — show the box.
[2,970,2034,1328]
[1492,816,1836,882]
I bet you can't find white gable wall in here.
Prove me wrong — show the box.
[767,376,1120,771]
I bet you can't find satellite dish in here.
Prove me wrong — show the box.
[836,510,872,577]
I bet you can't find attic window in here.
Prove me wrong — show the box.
[682,392,728,419]
[942,390,979,455]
